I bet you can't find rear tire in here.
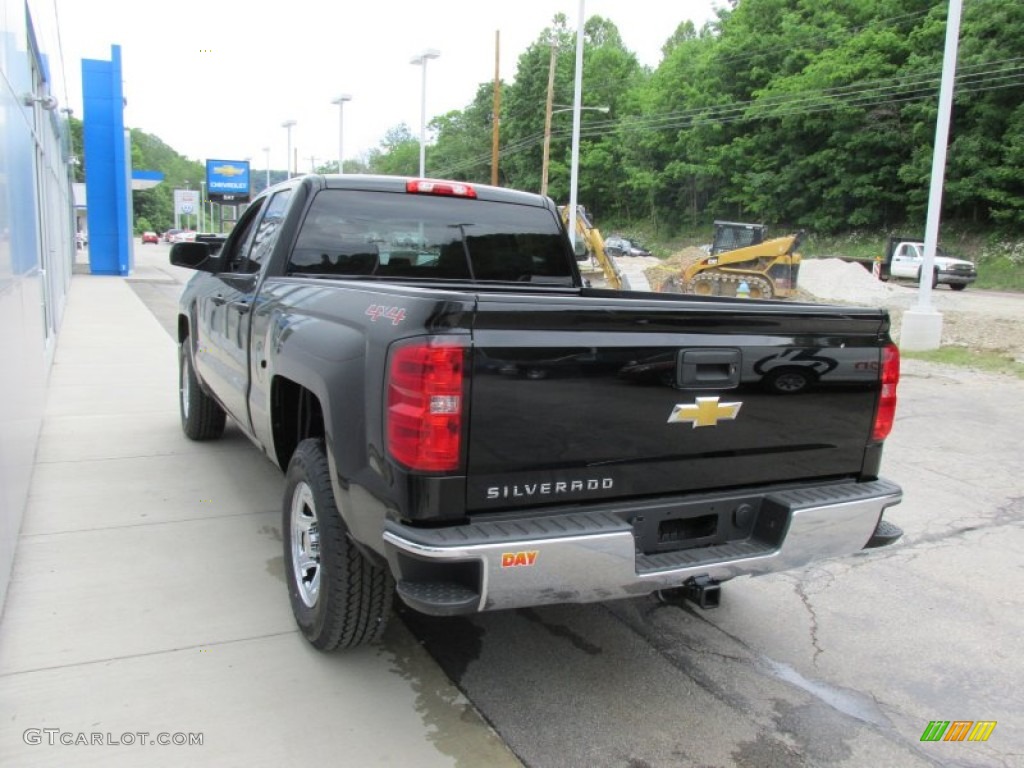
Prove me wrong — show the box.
[284,438,394,650]
[179,338,226,440]
[950,283,967,291]
[746,276,774,300]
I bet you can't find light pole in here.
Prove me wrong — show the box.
[183,180,191,230]
[281,120,296,178]
[410,48,440,177]
[901,0,963,351]
[567,0,586,252]
[262,146,270,188]
[199,180,206,231]
[332,94,352,175]
[541,105,608,196]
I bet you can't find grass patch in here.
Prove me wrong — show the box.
[902,347,1024,379]
[975,255,1024,292]
[801,232,883,261]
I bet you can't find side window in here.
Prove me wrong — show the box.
[222,201,265,272]
[248,190,293,269]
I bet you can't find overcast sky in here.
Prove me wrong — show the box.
[55,0,722,174]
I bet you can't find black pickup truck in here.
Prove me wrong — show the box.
[171,175,903,651]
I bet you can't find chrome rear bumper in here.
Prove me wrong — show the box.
[383,479,902,616]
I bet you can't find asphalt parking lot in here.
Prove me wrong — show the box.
[4,241,1019,767]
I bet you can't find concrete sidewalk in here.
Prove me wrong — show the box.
[0,255,519,766]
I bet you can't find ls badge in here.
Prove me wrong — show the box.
[668,397,742,428]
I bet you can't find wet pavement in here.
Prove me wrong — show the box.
[10,241,1018,767]
[0,245,519,767]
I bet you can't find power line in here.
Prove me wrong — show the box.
[436,2,1022,178]
[435,66,1024,178]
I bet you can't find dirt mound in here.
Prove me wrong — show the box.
[644,247,707,292]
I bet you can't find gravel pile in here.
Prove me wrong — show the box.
[799,259,1024,359]
[592,251,1023,359]
[797,258,904,306]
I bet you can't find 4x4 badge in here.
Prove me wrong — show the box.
[668,397,742,428]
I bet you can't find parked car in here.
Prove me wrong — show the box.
[604,235,652,258]
[142,231,159,244]
[170,230,197,244]
[163,228,183,242]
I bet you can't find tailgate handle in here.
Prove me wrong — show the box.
[677,349,741,389]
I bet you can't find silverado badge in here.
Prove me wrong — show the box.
[668,397,742,428]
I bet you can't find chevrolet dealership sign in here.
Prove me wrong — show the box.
[206,159,251,202]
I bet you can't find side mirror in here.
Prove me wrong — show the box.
[195,234,228,256]
[573,238,588,261]
[170,242,223,273]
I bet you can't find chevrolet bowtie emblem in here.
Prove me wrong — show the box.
[668,397,742,428]
[212,164,245,177]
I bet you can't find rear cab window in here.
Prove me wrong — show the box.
[287,189,575,286]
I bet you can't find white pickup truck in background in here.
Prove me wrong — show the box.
[885,237,978,290]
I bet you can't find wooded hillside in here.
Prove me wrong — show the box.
[366,0,1023,236]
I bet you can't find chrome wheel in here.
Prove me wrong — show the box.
[290,481,321,608]
[180,351,190,419]
[178,336,226,441]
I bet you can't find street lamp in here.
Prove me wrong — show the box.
[183,180,191,230]
[199,180,206,232]
[332,94,352,174]
[262,146,270,188]
[281,120,297,178]
[567,0,586,253]
[410,48,440,177]
[541,105,609,196]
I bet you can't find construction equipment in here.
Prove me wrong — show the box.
[559,205,624,290]
[667,221,803,300]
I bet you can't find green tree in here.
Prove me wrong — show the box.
[943,0,1024,227]
[430,83,500,182]
[366,124,420,176]
[67,116,84,182]
[129,129,205,232]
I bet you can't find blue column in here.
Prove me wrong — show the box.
[82,45,132,275]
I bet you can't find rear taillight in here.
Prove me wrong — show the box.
[387,340,466,472]
[872,343,900,441]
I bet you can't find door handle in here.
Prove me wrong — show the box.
[228,301,251,314]
[676,349,742,389]
[211,295,227,306]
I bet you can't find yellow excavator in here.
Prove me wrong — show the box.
[559,205,623,290]
[665,221,803,299]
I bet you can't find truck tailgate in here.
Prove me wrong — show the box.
[465,292,888,512]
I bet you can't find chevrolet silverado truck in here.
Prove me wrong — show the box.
[170,174,903,651]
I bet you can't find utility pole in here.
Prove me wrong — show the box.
[491,30,501,186]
